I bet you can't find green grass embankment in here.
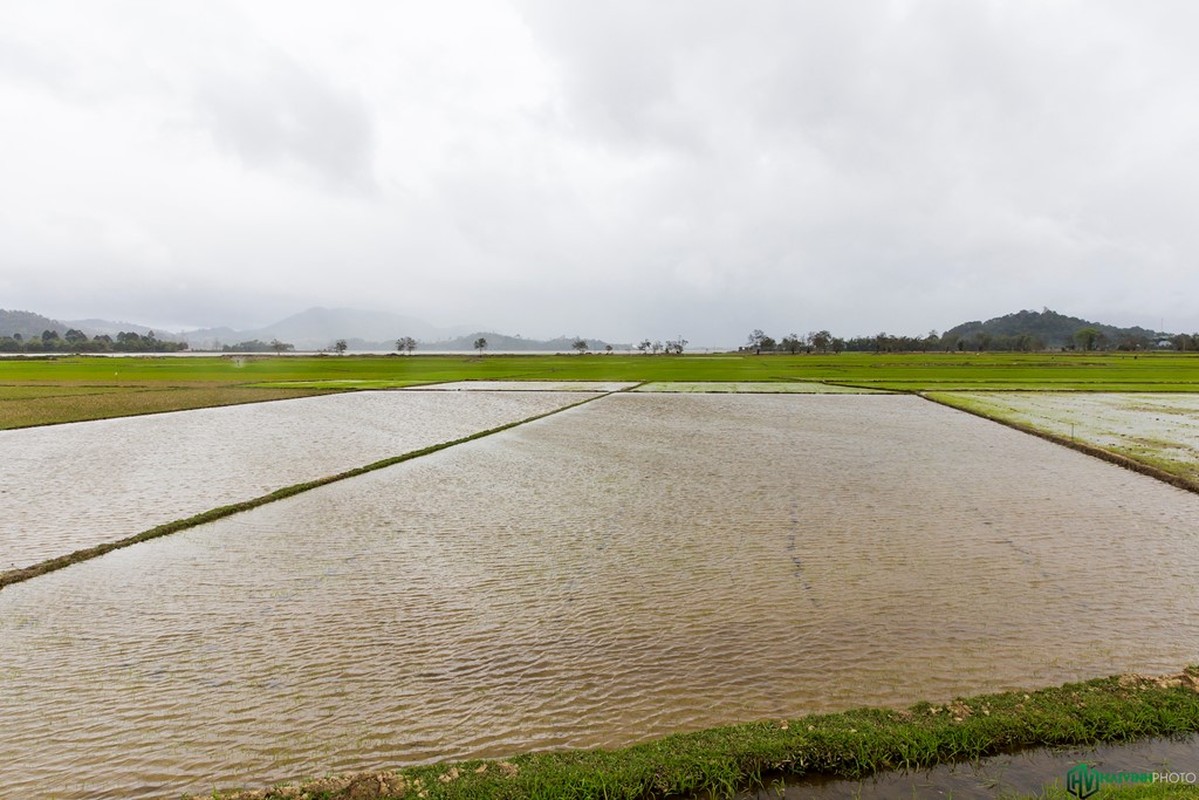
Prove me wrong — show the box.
[0,385,337,429]
[202,669,1199,800]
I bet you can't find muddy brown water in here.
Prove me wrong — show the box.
[2,394,1198,798]
[0,390,590,570]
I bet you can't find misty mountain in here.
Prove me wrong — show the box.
[182,307,472,350]
[2,309,190,342]
[66,318,185,342]
[0,309,66,339]
[2,306,623,353]
[422,332,630,352]
[942,308,1162,349]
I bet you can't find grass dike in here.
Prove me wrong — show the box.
[197,669,1199,800]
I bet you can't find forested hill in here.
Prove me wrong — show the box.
[0,309,65,339]
[0,308,187,353]
[942,309,1160,350]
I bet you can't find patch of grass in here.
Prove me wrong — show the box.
[201,670,1199,800]
[0,384,125,399]
[245,380,428,390]
[0,386,334,429]
[1108,446,1199,485]
[2,350,1198,428]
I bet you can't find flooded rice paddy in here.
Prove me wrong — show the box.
[633,381,884,393]
[941,392,1199,483]
[0,390,591,570]
[2,393,1198,798]
[406,380,636,392]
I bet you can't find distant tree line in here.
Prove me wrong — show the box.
[222,338,294,353]
[935,327,1164,353]
[736,327,1193,354]
[741,329,846,354]
[634,337,689,355]
[0,329,188,353]
[938,308,1176,352]
[910,328,1176,352]
[571,338,614,354]
[1164,333,1199,352]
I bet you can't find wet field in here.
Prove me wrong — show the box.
[632,381,883,393]
[0,390,591,570]
[741,733,1199,799]
[939,391,1199,483]
[2,392,1198,798]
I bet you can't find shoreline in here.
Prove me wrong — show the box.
[200,669,1199,800]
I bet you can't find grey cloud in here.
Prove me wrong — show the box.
[516,0,729,152]
[507,1,1199,334]
[5,1,1199,343]
[194,55,377,195]
[0,37,75,95]
[14,278,306,333]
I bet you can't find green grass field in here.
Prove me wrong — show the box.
[3,352,1199,428]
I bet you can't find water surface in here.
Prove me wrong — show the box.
[406,381,636,392]
[0,390,589,569]
[743,734,1199,799]
[2,394,1197,798]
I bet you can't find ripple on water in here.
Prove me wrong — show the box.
[2,393,1198,798]
[0,390,591,569]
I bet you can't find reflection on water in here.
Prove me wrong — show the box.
[743,734,1199,799]
[1,394,1197,798]
[406,380,636,392]
[0,390,590,570]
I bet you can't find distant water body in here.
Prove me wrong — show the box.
[1,348,730,357]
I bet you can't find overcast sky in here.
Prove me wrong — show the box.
[2,1,1198,345]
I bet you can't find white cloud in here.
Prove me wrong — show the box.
[193,55,377,194]
[3,0,1199,342]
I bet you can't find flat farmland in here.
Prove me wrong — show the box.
[4,356,1199,798]
[930,392,1199,488]
[3,351,1199,429]
[0,390,594,571]
[2,393,1197,798]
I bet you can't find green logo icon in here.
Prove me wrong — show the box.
[1067,764,1100,799]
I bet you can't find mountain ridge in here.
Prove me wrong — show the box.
[2,306,1179,352]
[0,309,65,339]
[942,308,1163,349]
[181,307,467,350]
